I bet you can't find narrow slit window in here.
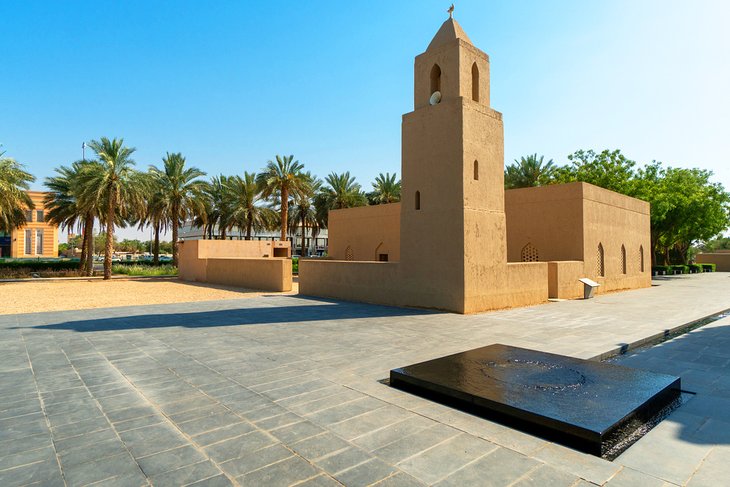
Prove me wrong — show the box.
[640,245,645,273]
[471,63,479,102]
[430,64,441,95]
[621,245,627,274]
[474,160,479,180]
[597,243,605,277]
[415,191,421,210]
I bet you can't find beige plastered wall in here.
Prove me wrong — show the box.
[580,183,652,293]
[178,240,292,292]
[696,253,730,272]
[548,261,584,299]
[327,203,401,261]
[11,191,59,258]
[505,182,651,295]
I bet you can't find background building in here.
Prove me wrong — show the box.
[1,191,59,258]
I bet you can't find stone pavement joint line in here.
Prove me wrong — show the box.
[0,273,729,486]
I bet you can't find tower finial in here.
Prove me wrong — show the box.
[448,4,454,18]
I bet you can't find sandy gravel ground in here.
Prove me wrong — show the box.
[0,277,298,315]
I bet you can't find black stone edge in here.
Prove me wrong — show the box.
[592,307,730,362]
[599,376,682,455]
[390,367,605,455]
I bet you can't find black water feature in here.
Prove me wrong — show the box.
[390,344,681,458]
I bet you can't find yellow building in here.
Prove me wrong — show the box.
[298,16,651,313]
[0,191,59,258]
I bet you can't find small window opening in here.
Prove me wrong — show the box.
[345,246,354,261]
[639,245,645,273]
[473,160,479,180]
[378,254,389,262]
[597,243,605,277]
[471,63,479,102]
[521,243,539,262]
[415,191,421,210]
[621,245,627,274]
[430,64,441,95]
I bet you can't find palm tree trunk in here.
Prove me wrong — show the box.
[84,214,94,276]
[104,196,115,280]
[172,205,179,267]
[78,228,88,271]
[246,217,252,241]
[220,226,227,240]
[280,187,288,241]
[301,214,307,256]
[153,221,160,265]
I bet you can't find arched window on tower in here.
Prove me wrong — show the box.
[521,243,539,262]
[640,245,645,272]
[430,64,441,96]
[621,244,627,274]
[597,243,605,277]
[415,191,421,210]
[471,63,479,102]
[473,160,479,180]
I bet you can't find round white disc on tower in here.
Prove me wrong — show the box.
[429,91,442,105]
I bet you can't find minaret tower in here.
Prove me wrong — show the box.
[399,15,507,312]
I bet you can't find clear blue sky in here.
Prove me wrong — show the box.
[2,1,729,240]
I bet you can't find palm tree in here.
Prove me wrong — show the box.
[0,148,35,233]
[78,137,144,279]
[368,172,401,204]
[44,160,100,275]
[225,172,276,240]
[314,172,368,228]
[148,152,207,266]
[504,154,556,189]
[135,172,169,264]
[288,173,321,256]
[194,175,232,240]
[256,155,308,241]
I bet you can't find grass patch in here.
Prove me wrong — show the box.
[112,264,178,276]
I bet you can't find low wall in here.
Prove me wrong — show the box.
[548,261,584,299]
[696,253,730,272]
[178,240,292,292]
[299,260,403,307]
[205,258,292,292]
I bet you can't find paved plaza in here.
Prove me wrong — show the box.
[1,273,730,486]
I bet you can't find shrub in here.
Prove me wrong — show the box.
[112,264,178,276]
[292,257,299,274]
[701,263,716,272]
[652,265,669,275]
[0,260,78,271]
[669,264,689,275]
[688,264,703,273]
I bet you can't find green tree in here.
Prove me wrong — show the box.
[368,172,401,204]
[136,171,169,264]
[633,163,730,265]
[318,172,367,214]
[0,148,35,233]
[504,154,556,189]
[256,155,308,241]
[194,175,233,240]
[225,172,276,240]
[148,152,207,266]
[79,137,144,279]
[551,149,636,194]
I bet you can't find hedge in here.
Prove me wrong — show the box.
[701,263,716,272]
[0,261,78,271]
[113,260,172,267]
[688,264,703,273]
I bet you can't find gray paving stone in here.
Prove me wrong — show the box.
[372,471,427,487]
[62,451,145,487]
[295,474,343,487]
[510,464,582,487]
[434,446,539,487]
[269,420,326,444]
[0,432,52,457]
[533,443,621,485]
[352,416,437,452]
[58,437,128,468]
[186,473,234,486]
[203,430,278,463]
[332,458,399,487]
[119,424,188,458]
[238,455,321,487]
[314,446,373,475]
[291,433,351,461]
[0,457,63,487]
[176,412,243,437]
[191,421,255,447]
[136,444,207,477]
[221,443,293,477]
[372,424,461,465]
[606,466,668,487]
[148,460,222,487]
